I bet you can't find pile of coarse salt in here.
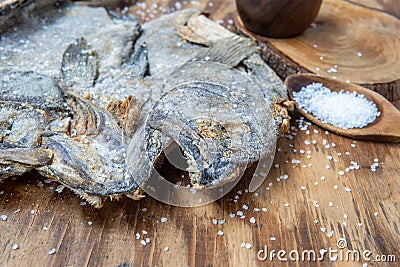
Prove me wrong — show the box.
[293,83,380,130]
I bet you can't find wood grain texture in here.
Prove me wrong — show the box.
[0,0,399,266]
[236,0,400,102]
[344,0,400,19]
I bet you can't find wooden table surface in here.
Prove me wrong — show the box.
[1,0,399,266]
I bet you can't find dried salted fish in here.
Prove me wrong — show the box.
[0,3,290,207]
[0,0,66,32]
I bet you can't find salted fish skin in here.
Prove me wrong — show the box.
[0,3,289,206]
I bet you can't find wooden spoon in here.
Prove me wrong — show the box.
[285,73,400,142]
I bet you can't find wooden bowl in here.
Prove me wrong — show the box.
[235,0,322,38]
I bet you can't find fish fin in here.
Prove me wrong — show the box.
[194,36,257,67]
[70,188,105,208]
[0,148,53,166]
[178,12,257,67]
[125,189,146,201]
[0,147,53,180]
[61,37,99,89]
[178,12,233,46]
[125,43,149,77]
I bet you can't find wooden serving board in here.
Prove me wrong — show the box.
[0,1,399,266]
[236,0,400,102]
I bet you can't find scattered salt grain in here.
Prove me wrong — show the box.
[320,227,326,233]
[140,240,147,246]
[142,230,148,235]
[293,83,380,130]
[135,233,140,240]
[249,217,256,224]
[30,210,35,215]
[161,217,168,223]
[1,215,7,221]
[329,202,334,207]
[55,185,65,193]
[345,187,352,192]
[330,256,338,262]
[270,237,276,241]
[164,246,169,251]
[374,212,379,217]
[212,219,218,225]
[218,220,225,225]
[241,242,251,249]
[48,248,56,255]
[87,221,93,226]
[242,205,249,210]
[174,2,182,9]
[370,163,379,172]
[217,230,224,236]
[327,230,334,237]
[12,244,19,250]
